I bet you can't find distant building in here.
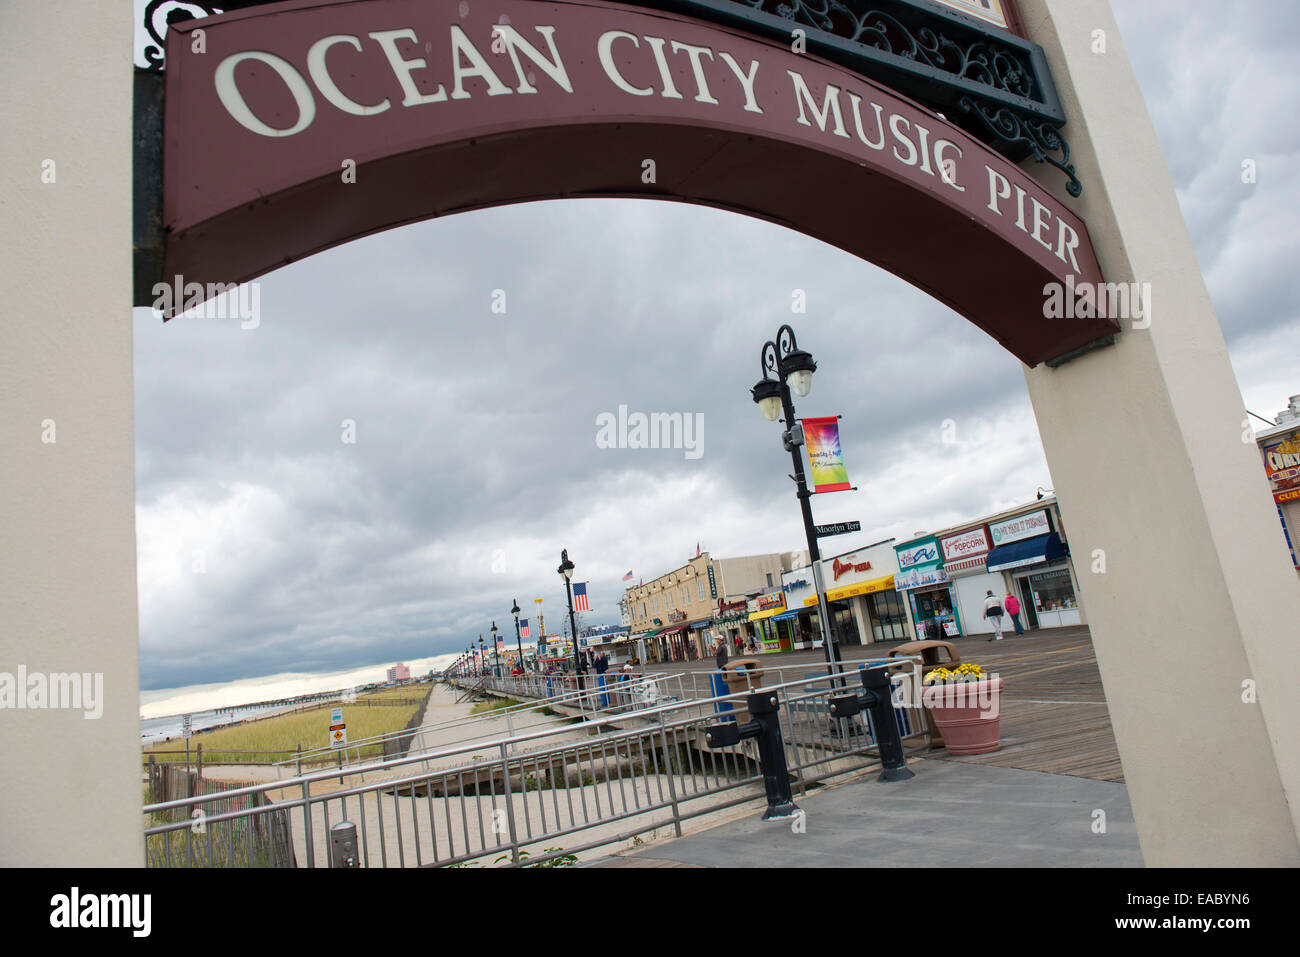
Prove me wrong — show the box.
[624,550,799,662]
[386,662,410,683]
[1255,394,1300,574]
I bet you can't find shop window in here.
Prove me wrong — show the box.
[830,601,860,645]
[1027,568,1077,611]
[868,590,909,641]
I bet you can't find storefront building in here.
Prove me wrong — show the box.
[894,535,959,639]
[937,524,1004,636]
[778,569,819,651]
[705,597,751,654]
[746,591,789,653]
[984,502,1082,629]
[787,540,909,646]
[624,550,796,661]
[1255,395,1300,575]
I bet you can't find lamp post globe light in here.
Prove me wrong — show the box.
[511,599,523,674]
[751,324,841,672]
[557,549,581,680]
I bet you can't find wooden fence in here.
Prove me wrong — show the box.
[145,760,296,868]
[381,686,434,759]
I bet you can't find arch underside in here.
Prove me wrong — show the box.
[164,120,1117,367]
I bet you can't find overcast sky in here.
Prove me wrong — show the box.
[131,0,1300,692]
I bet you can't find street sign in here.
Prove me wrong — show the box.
[330,723,347,747]
[815,521,861,537]
[331,707,343,724]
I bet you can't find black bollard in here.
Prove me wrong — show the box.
[705,691,800,820]
[829,667,915,782]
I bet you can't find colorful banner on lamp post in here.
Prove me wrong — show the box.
[802,416,851,492]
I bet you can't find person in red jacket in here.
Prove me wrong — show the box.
[1005,592,1024,635]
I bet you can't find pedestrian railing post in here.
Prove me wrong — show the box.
[705,691,799,820]
[829,667,915,782]
[656,711,684,837]
[500,742,521,866]
[301,780,315,867]
[330,821,359,868]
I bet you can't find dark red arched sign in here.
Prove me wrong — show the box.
[161,0,1119,365]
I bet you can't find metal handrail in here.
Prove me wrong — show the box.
[144,660,925,867]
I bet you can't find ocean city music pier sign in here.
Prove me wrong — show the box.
[140,0,1119,366]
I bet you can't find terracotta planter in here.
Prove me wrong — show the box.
[923,677,1003,755]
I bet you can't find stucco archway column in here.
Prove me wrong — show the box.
[0,2,142,865]
[1018,0,1300,865]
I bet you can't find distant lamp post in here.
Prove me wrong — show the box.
[558,549,581,678]
[491,621,500,677]
[478,635,485,677]
[751,324,840,672]
[511,599,523,674]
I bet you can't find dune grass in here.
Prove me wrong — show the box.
[469,696,523,715]
[143,683,430,766]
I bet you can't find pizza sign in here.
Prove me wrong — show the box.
[1263,437,1300,504]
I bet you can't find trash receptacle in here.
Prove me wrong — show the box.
[720,658,764,722]
[722,658,764,693]
[888,640,960,748]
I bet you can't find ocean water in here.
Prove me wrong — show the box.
[141,702,299,743]
[139,652,461,743]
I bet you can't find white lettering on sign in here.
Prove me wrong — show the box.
[940,528,989,560]
[985,167,1081,272]
[197,4,1090,285]
[989,509,1050,546]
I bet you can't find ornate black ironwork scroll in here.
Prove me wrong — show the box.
[957,95,1081,197]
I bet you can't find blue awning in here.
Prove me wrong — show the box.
[986,533,1067,572]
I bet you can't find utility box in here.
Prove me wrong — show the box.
[330,821,359,868]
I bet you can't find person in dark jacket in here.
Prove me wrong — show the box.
[714,637,728,672]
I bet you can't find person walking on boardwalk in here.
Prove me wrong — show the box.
[1005,591,1024,635]
[715,636,728,672]
[984,590,1004,641]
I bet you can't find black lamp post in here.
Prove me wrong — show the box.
[558,549,582,681]
[491,621,501,677]
[511,599,523,674]
[751,324,841,673]
[478,635,485,677]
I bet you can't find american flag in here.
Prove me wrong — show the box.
[622,570,634,581]
[520,618,530,638]
[496,637,505,650]
[573,582,590,612]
